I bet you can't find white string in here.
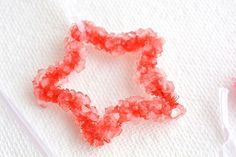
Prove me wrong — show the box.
[62,0,84,24]
[0,91,54,157]
[219,88,236,157]
[61,0,86,41]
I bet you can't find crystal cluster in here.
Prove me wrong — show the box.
[32,21,185,146]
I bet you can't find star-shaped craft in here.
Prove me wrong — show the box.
[33,21,185,146]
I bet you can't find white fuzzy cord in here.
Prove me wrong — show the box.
[0,91,54,157]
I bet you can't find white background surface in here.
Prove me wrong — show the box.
[0,0,236,156]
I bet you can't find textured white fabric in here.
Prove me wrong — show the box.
[0,95,43,157]
[0,0,236,156]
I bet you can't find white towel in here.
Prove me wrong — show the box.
[0,0,236,156]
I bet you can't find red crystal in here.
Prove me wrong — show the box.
[32,20,185,146]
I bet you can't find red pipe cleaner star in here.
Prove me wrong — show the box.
[32,21,185,146]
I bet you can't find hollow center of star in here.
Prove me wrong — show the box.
[61,46,149,114]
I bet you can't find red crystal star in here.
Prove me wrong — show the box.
[32,21,185,146]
